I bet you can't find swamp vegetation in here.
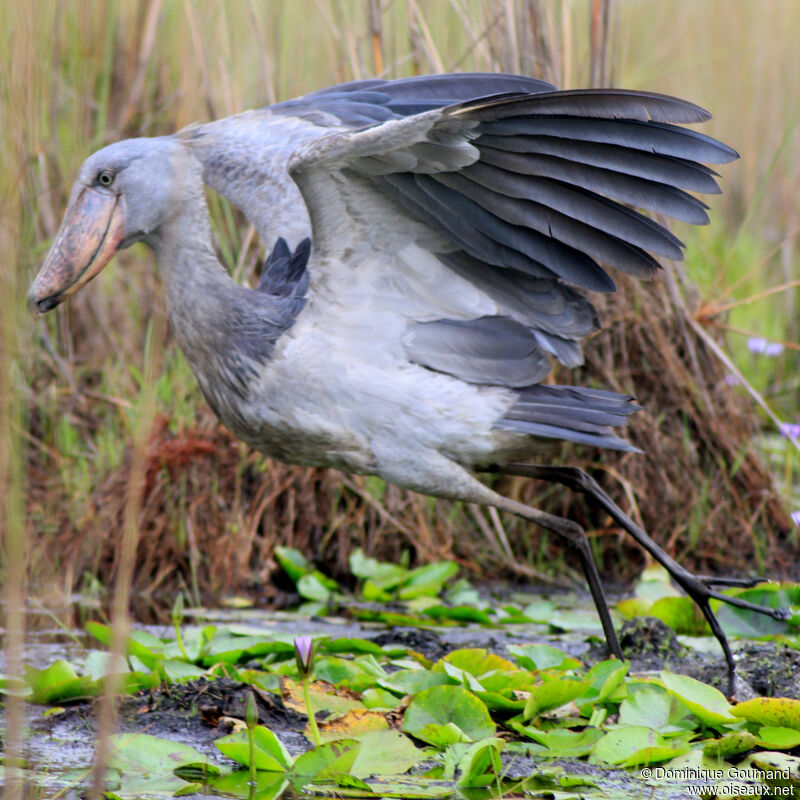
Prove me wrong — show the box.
[2,1,800,797]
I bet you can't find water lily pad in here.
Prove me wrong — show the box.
[298,572,340,602]
[757,727,800,749]
[215,726,293,771]
[318,709,389,742]
[399,561,459,599]
[743,751,800,787]
[661,671,736,726]
[415,721,470,748]
[507,644,581,672]
[703,730,759,758]
[107,733,214,798]
[454,738,504,787]
[350,549,408,590]
[575,659,629,715]
[281,677,364,720]
[25,660,98,704]
[349,730,423,776]
[274,545,313,582]
[210,771,288,800]
[423,605,491,623]
[590,726,689,766]
[523,676,593,720]
[403,685,495,745]
[618,687,696,734]
[523,727,604,758]
[378,668,454,697]
[434,648,515,677]
[732,697,800,730]
[649,597,708,635]
[292,739,361,781]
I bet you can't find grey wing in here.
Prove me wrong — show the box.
[284,87,734,449]
[189,73,558,248]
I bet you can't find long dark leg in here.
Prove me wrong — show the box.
[486,495,623,661]
[491,463,790,694]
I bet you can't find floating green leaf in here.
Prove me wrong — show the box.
[215,726,293,771]
[507,644,581,672]
[304,776,455,798]
[349,730,423,777]
[757,727,800,749]
[403,685,495,746]
[434,648,516,677]
[423,605,491,623]
[742,751,800,787]
[575,659,629,715]
[523,675,593,720]
[454,737,504,787]
[25,660,98,704]
[523,727,604,758]
[649,596,708,635]
[590,726,689,766]
[703,729,759,758]
[378,669,454,697]
[275,546,313,583]
[108,733,213,798]
[350,549,408,590]
[661,671,736,726]
[298,572,340,602]
[732,697,800,730]
[618,687,696,734]
[292,739,361,781]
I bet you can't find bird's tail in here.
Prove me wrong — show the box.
[494,384,641,452]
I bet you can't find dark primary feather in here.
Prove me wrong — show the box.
[453,89,712,123]
[478,117,738,163]
[364,88,732,303]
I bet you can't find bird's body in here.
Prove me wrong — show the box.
[29,73,787,691]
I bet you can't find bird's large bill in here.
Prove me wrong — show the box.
[27,187,125,315]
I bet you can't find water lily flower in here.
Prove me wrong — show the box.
[792,511,800,529]
[779,423,800,440]
[294,636,315,677]
[747,337,784,357]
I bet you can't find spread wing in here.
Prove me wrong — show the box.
[190,73,557,247]
[285,88,735,390]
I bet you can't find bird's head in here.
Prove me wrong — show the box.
[27,136,198,315]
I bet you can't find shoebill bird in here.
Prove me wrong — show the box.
[27,73,787,694]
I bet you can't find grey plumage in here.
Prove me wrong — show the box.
[496,385,641,452]
[34,73,782,690]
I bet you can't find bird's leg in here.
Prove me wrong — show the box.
[491,463,791,695]
[485,494,624,661]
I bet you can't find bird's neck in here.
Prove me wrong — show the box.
[148,187,237,318]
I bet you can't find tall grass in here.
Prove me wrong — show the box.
[3,0,797,589]
[2,0,799,786]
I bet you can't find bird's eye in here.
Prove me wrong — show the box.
[97,170,114,187]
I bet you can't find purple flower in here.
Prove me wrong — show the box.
[294,636,315,676]
[792,511,800,529]
[779,423,800,440]
[748,337,784,357]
